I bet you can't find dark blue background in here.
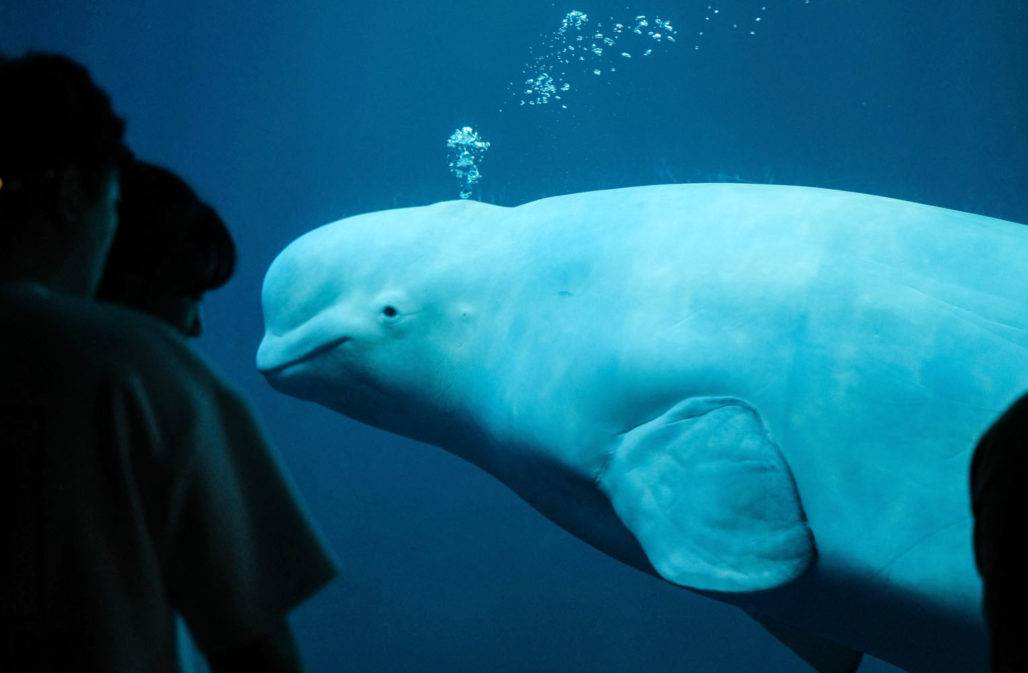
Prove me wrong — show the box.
[3,1,1025,671]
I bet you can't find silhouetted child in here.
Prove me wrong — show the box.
[98,159,235,337]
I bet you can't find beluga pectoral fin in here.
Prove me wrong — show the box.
[598,396,815,593]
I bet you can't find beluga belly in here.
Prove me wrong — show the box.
[257,183,1028,672]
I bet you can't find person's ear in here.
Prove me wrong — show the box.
[57,166,88,228]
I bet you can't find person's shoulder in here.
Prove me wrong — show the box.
[973,392,1028,476]
[986,393,1028,437]
[1,282,220,390]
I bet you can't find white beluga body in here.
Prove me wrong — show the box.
[257,184,1028,672]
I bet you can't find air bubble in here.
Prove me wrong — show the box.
[446,126,490,200]
[501,8,682,112]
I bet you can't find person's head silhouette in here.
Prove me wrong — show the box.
[0,52,128,296]
[97,160,236,336]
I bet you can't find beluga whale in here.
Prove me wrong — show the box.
[257,183,1028,672]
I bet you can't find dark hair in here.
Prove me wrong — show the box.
[98,160,236,300]
[0,52,127,224]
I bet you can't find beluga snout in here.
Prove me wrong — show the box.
[257,335,352,376]
[255,216,366,381]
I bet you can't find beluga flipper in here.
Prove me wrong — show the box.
[258,183,1026,672]
[599,396,814,592]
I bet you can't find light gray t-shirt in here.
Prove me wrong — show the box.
[1,282,339,672]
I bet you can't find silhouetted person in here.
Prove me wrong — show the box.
[0,52,338,673]
[98,159,235,337]
[972,395,1028,673]
[97,158,301,673]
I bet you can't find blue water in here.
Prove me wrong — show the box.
[3,2,1025,671]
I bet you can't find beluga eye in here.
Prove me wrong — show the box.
[373,291,409,323]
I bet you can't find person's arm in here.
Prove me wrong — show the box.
[206,617,303,673]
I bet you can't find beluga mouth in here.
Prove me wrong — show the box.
[258,336,353,376]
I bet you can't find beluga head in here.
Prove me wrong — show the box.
[257,199,509,450]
